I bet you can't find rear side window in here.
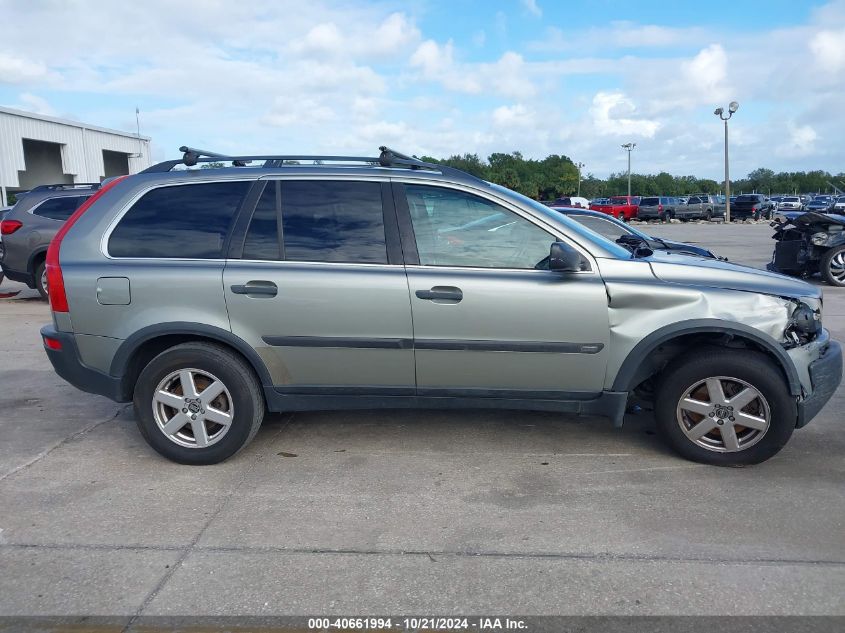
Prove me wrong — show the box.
[109,181,250,258]
[32,195,88,221]
[280,181,387,264]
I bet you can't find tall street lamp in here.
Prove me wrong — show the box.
[714,101,739,222]
[621,143,636,197]
[576,162,584,197]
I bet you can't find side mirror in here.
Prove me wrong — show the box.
[549,242,583,272]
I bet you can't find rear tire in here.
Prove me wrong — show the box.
[705,209,713,221]
[35,261,48,300]
[654,348,796,466]
[133,342,265,465]
[820,246,845,287]
[663,211,673,223]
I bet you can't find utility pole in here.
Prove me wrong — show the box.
[576,162,584,197]
[714,102,739,222]
[621,143,636,197]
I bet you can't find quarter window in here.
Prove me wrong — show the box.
[242,183,280,261]
[405,185,554,269]
[109,181,250,258]
[280,181,387,264]
[33,195,88,221]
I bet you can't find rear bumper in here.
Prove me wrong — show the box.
[1,265,33,287]
[796,338,842,428]
[40,324,127,402]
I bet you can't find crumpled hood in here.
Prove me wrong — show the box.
[647,253,822,300]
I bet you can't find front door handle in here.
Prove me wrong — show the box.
[231,280,278,297]
[415,286,463,303]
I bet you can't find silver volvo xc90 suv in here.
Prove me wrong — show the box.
[40,147,841,465]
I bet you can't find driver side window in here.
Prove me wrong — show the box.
[405,185,554,269]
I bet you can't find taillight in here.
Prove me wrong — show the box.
[1,219,22,235]
[46,175,129,313]
[658,204,663,212]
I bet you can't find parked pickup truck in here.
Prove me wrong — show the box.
[590,195,640,221]
[680,194,727,221]
[731,194,774,221]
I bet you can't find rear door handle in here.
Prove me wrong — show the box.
[231,280,278,297]
[415,286,463,303]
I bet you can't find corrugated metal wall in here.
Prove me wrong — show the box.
[0,109,152,189]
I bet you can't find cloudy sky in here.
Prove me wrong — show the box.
[0,0,843,180]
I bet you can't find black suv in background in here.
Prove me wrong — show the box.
[0,184,99,298]
[731,194,774,221]
[636,196,682,222]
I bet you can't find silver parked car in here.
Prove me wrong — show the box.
[40,147,841,466]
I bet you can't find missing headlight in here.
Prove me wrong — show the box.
[811,232,829,245]
[786,302,822,346]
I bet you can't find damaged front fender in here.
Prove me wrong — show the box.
[597,258,805,396]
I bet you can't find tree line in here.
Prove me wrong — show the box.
[421,152,845,201]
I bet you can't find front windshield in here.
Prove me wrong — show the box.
[489,184,632,259]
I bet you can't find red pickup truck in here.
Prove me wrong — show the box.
[590,195,641,221]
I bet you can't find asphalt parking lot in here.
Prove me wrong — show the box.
[0,221,843,620]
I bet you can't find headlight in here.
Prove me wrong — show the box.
[811,232,829,245]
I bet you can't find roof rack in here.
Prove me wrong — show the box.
[27,183,101,193]
[140,145,487,185]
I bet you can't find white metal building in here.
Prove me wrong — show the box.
[0,106,152,205]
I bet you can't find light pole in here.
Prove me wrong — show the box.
[714,101,739,222]
[576,162,584,197]
[621,143,636,197]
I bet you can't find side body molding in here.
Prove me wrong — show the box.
[611,318,801,396]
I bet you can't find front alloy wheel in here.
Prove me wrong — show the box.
[655,349,795,465]
[675,376,770,452]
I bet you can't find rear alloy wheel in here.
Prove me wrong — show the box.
[663,211,673,223]
[35,261,48,300]
[820,246,845,287]
[655,349,796,465]
[705,209,713,221]
[134,342,265,464]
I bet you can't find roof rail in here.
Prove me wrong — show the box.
[140,145,488,186]
[27,183,101,193]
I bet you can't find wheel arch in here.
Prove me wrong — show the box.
[611,319,801,396]
[28,247,48,274]
[110,322,274,401]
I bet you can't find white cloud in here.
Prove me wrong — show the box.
[809,29,845,73]
[521,0,542,18]
[778,122,818,157]
[0,53,52,84]
[589,92,660,138]
[492,104,533,127]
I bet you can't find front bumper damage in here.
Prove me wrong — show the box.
[792,329,842,428]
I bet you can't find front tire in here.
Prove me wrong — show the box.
[133,342,265,465]
[820,246,845,287]
[654,349,796,465]
[35,261,48,300]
